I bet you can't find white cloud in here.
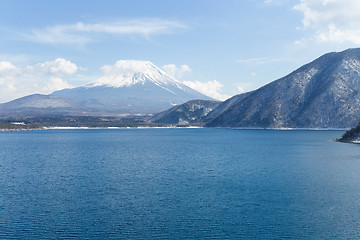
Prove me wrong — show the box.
[34,58,78,76]
[237,85,246,93]
[236,83,253,94]
[162,64,192,79]
[0,59,77,103]
[98,60,154,84]
[45,76,72,92]
[100,60,153,76]
[162,64,229,100]
[24,19,187,45]
[0,61,16,72]
[294,0,360,44]
[182,80,230,101]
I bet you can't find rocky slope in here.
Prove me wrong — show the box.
[149,100,221,125]
[203,92,252,122]
[336,122,360,143]
[206,48,360,128]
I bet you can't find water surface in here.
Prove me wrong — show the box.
[0,129,359,239]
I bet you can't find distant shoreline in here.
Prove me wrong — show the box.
[0,126,348,131]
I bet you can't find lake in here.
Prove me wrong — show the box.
[0,128,359,239]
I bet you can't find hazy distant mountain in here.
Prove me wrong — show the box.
[0,94,83,116]
[51,60,212,114]
[149,99,221,125]
[206,48,360,128]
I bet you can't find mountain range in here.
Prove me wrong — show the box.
[3,49,360,129]
[153,48,360,128]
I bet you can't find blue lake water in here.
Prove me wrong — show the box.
[0,128,360,239]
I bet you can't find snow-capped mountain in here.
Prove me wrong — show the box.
[51,60,212,114]
[206,48,360,128]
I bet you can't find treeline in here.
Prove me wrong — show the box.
[336,122,360,143]
[0,115,171,129]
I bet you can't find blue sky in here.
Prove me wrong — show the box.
[0,0,359,102]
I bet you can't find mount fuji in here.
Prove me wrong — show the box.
[51,60,212,114]
[0,60,213,116]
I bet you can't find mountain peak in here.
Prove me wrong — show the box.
[88,60,182,89]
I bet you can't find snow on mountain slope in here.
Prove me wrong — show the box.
[52,60,212,114]
[206,48,360,128]
[89,60,185,90]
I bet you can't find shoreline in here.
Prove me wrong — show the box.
[0,126,348,131]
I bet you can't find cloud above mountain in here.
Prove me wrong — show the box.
[0,58,77,103]
[0,58,230,103]
[162,64,192,79]
[182,80,230,101]
[92,60,169,87]
[161,64,229,101]
[295,0,360,44]
[29,58,78,76]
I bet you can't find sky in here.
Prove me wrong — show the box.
[0,0,360,102]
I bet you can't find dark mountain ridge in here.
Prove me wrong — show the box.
[149,99,221,125]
